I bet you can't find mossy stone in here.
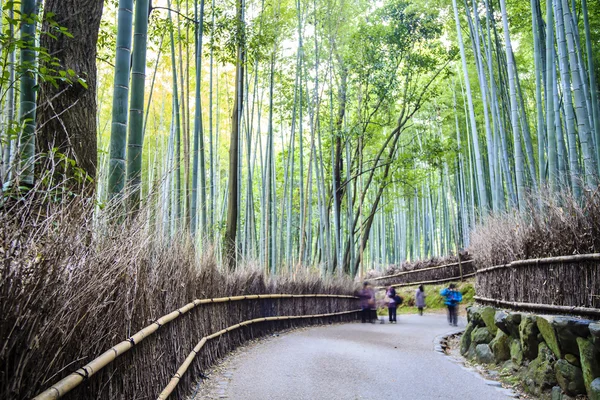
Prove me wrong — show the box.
[520,315,540,360]
[577,336,600,398]
[551,386,564,400]
[471,326,494,345]
[565,353,581,367]
[555,359,586,396]
[506,313,522,338]
[553,317,591,356]
[510,338,524,366]
[480,306,498,335]
[590,378,600,400]
[495,311,510,336]
[590,323,600,351]
[467,342,478,360]
[468,306,485,327]
[538,316,562,359]
[528,343,557,390]
[490,329,511,362]
[461,322,475,356]
[475,343,495,364]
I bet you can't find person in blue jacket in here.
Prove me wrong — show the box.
[440,283,462,326]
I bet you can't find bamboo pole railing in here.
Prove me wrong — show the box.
[474,296,600,317]
[371,260,474,281]
[475,253,600,317]
[375,272,477,290]
[477,253,600,274]
[156,309,360,399]
[33,293,358,400]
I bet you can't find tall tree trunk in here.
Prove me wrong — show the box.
[37,1,104,184]
[191,0,206,236]
[224,0,244,270]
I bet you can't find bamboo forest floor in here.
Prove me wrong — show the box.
[189,314,518,400]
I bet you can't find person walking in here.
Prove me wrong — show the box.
[415,285,426,316]
[386,286,397,323]
[440,283,462,326]
[358,282,375,323]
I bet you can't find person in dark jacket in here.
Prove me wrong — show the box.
[386,286,397,323]
[358,282,375,323]
[440,283,462,326]
[415,285,426,316]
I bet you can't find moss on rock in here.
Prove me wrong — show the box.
[577,337,600,398]
[480,306,498,335]
[510,338,524,366]
[461,322,475,356]
[538,316,562,359]
[471,326,493,345]
[565,353,580,367]
[520,315,540,360]
[528,343,557,391]
[555,359,586,396]
[490,329,511,362]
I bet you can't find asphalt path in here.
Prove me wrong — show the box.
[193,314,515,400]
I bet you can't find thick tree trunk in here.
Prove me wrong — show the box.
[37,2,104,181]
[224,0,244,270]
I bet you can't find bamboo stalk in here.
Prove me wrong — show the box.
[371,260,474,281]
[477,253,600,274]
[157,309,360,399]
[32,293,358,400]
[474,296,600,317]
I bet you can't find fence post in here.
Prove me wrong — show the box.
[458,255,463,281]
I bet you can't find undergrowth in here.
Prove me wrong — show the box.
[0,187,358,399]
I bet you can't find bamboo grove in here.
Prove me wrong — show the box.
[0,0,598,277]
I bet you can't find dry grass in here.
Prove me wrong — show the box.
[470,189,600,267]
[0,188,358,400]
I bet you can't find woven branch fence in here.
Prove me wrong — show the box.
[475,254,600,318]
[32,294,359,400]
[373,260,476,288]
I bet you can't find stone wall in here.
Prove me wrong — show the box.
[462,306,600,400]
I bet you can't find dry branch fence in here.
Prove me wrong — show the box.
[30,293,359,400]
[373,260,476,288]
[475,254,600,318]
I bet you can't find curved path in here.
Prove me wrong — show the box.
[193,314,515,400]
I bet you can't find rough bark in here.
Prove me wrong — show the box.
[37,2,104,181]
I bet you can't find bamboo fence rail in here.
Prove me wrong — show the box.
[373,260,476,287]
[474,296,600,317]
[376,272,477,290]
[372,260,474,281]
[32,294,358,400]
[157,309,360,399]
[476,254,600,317]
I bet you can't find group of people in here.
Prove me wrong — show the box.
[358,282,463,325]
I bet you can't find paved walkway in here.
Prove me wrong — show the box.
[193,314,515,400]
